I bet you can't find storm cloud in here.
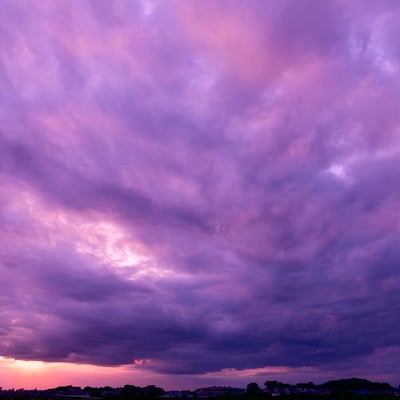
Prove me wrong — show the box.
[1,0,400,384]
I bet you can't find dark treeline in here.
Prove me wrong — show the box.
[263,378,395,392]
[0,378,399,400]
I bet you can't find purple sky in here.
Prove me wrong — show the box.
[1,0,400,390]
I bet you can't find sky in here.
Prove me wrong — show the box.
[1,0,400,391]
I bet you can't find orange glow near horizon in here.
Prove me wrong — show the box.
[0,357,314,390]
[0,357,162,390]
[0,357,398,391]
[1,356,159,389]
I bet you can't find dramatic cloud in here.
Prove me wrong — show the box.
[1,0,400,387]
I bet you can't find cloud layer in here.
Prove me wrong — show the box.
[1,0,400,385]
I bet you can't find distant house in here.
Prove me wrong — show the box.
[159,391,194,399]
[195,387,245,398]
[51,386,99,400]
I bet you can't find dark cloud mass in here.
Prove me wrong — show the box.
[1,0,400,385]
